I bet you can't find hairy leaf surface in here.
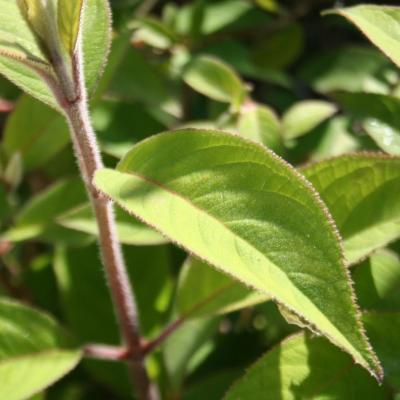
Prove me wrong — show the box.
[224,333,387,400]
[94,129,381,377]
[0,0,111,110]
[303,154,400,264]
[327,5,400,68]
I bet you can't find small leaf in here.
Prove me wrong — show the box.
[94,129,382,378]
[58,203,168,246]
[2,95,70,170]
[282,100,337,140]
[353,249,400,311]
[224,333,388,400]
[176,258,268,318]
[326,5,400,68]
[0,298,81,400]
[132,17,177,50]
[303,154,400,264]
[238,102,283,153]
[58,0,84,55]
[364,119,400,156]
[183,56,245,109]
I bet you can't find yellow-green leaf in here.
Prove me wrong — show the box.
[58,0,84,54]
[94,129,382,379]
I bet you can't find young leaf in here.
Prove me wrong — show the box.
[0,298,81,400]
[282,100,337,140]
[238,102,283,153]
[58,0,84,55]
[303,154,400,264]
[326,5,400,68]
[176,258,268,318]
[183,56,245,109]
[224,333,388,400]
[94,129,382,378]
[0,0,111,110]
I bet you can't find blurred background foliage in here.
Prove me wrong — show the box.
[1,0,400,399]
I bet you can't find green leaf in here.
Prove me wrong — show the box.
[2,95,70,170]
[82,0,111,94]
[58,0,84,55]
[282,100,337,140]
[353,249,400,311]
[94,129,381,378]
[132,17,178,50]
[363,312,400,391]
[0,298,81,400]
[183,56,245,109]
[302,154,400,264]
[224,333,388,400]
[163,317,219,389]
[58,203,168,246]
[335,91,400,156]
[54,244,172,396]
[176,258,268,318]
[4,177,89,244]
[326,5,400,68]
[0,0,111,109]
[238,103,283,153]
[299,46,398,95]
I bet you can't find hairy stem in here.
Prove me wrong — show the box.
[53,49,158,400]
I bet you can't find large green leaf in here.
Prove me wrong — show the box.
[0,298,81,400]
[327,5,400,68]
[224,333,388,400]
[303,154,400,264]
[176,258,268,318]
[2,95,70,170]
[94,129,381,378]
[0,0,111,110]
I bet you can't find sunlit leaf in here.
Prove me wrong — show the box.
[303,154,400,264]
[282,100,337,140]
[225,333,388,400]
[0,298,81,400]
[183,56,245,109]
[58,0,84,55]
[326,5,400,68]
[94,129,381,378]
